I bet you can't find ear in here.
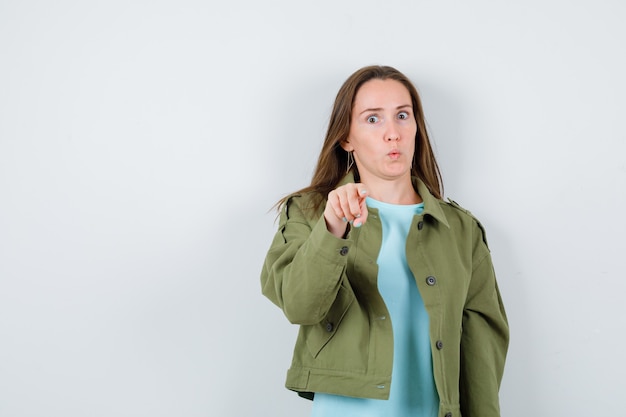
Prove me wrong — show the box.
[340,140,353,152]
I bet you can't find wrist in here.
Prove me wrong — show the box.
[324,215,349,239]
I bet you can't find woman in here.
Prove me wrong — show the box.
[261,65,509,417]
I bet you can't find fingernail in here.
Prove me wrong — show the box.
[355,213,361,218]
[342,217,347,222]
[354,221,362,228]
[360,189,367,195]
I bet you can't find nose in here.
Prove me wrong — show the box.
[386,132,399,141]
[385,123,400,141]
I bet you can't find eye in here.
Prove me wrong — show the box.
[367,115,379,124]
[398,111,410,120]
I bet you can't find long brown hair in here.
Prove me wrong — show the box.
[277,65,443,213]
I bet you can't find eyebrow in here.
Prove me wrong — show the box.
[358,104,413,115]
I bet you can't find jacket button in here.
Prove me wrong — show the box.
[436,340,444,350]
[444,413,452,417]
[325,322,334,332]
[339,246,349,256]
[426,276,436,286]
[417,221,424,230]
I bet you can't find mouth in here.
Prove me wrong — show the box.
[388,150,401,160]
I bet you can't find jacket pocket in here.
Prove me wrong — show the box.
[304,284,354,358]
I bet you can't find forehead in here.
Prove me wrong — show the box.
[353,79,412,110]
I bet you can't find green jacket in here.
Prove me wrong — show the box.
[261,174,509,417]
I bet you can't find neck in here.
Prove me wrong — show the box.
[362,174,422,205]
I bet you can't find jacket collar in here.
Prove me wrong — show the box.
[338,172,449,228]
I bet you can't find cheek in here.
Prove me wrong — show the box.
[406,126,417,152]
[403,124,417,142]
[350,128,376,148]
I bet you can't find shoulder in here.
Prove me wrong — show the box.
[444,198,475,218]
[441,198,490,248]
[282,192,321,211]
[280,192,325,224]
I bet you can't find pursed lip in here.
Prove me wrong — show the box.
[388,149,401,159]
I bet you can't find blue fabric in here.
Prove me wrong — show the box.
[310,198,439,417]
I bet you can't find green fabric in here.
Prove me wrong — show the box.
[260,173,509,417]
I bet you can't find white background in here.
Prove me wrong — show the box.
[1,1,625,416]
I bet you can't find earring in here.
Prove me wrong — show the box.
[346,151,354,173]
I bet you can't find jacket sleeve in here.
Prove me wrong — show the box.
[459,223,509,417]
[260,196,353,325]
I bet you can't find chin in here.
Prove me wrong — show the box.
[382,169,410,180]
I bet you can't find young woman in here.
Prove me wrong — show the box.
[261,65,509,417]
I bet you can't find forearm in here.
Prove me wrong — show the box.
[261,209,353,325]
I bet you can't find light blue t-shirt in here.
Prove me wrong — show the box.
[310,197,439,417]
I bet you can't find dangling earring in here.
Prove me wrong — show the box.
[346,151,354,173]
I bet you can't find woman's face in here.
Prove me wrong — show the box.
[343,78,417,184]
